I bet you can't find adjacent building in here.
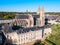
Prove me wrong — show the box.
[5,26,51,45]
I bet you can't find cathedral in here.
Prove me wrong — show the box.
[11,6,45,28]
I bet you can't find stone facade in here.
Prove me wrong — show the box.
[5,28,42,44]
[5,26,51,45]
[12,14,34,28]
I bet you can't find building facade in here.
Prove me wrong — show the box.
[1,6,52,45]
[5,26,51,45]
[10,14,34,28]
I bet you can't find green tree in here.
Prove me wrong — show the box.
[4,15,9,19]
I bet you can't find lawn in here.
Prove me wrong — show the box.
[48,24,60,45]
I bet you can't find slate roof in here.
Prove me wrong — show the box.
[17,25,51,34]
[32,14,40,18]
[15,14,29,19]
[17,26,42,34]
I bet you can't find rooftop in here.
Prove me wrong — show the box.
[15,14,30,19]
[7,25,51,34]
[32,14,40,18]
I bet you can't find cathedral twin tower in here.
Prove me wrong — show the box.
[37,6,44,15]
[37,6,45,27]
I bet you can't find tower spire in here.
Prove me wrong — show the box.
[37,6,40,14]
[40,6,45,26]
[42,6,44,15]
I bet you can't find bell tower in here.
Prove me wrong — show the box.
[40,6,45,26]
[36,6,45,27]
[37,6,40,15]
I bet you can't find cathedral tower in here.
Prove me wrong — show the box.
[36,6,45,27]
[37,6,40,15]
[40,6,45,26]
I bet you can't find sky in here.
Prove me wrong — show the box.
[0,0,60,12]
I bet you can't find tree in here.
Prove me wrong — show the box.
[4,15,9,19]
